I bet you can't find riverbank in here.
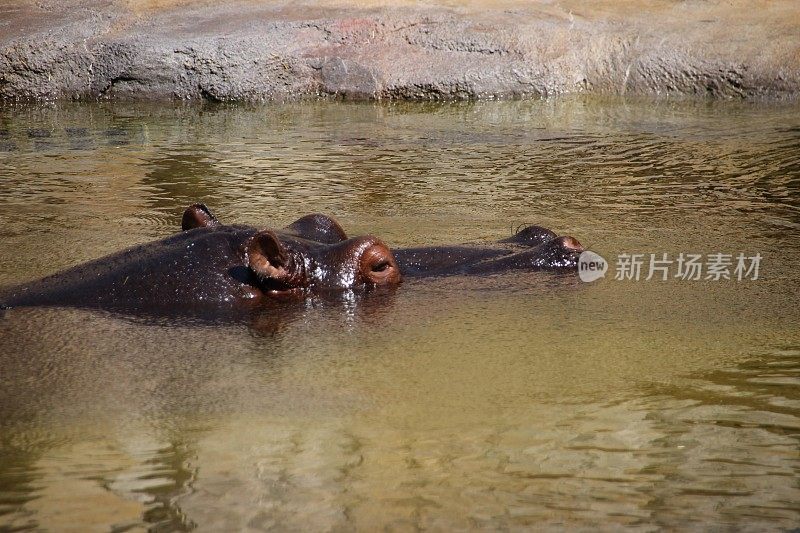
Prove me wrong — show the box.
[1,0,799,102]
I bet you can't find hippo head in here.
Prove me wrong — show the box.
[182,205,402,297]
[245,229,401,296]
[498,224,585,270]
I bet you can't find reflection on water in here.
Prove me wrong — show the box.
[0,97,799,530]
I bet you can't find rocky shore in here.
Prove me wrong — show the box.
[1,0,798,102]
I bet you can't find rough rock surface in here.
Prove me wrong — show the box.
[1,0,798,102]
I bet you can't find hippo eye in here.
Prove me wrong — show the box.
[360,243,402,286]
[372,261,391,273]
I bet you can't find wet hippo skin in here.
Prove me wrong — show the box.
[0,205,400,313]
[0,204,584,314]
[394,224,584,278]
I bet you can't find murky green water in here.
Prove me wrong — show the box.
[0,97,799,531]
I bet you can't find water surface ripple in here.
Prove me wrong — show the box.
[0,97,798,530]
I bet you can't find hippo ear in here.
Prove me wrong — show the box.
[499,224,557,247]
[247,230,295,284]
[182,204,219,231]
[285,214,347,244]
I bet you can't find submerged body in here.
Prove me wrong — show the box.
[0,205,584,314]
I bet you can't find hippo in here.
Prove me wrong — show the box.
[0,204,401,315]
[0,204,584,315]
[393,225,584,278]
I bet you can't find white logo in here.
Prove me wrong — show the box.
[578,251,608,282]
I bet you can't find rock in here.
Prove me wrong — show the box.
[0,0,798,102]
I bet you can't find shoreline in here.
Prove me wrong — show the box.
[1,0,799,102]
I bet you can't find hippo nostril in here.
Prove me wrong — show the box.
[559,236,584,251]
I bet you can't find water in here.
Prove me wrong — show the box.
[0,97,798,531]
